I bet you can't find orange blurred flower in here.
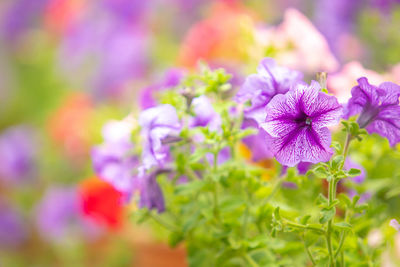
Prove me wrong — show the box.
[178,0,256,68]
[47,92,94,162]
[79,177,124,230]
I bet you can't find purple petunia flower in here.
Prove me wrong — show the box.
[140,68,185,110]
[0,126,36,184]
[138,171,165,213]
[344,77,400,146]
[236,58,303,123]
[261,81,343,167]
[390,219,400,231]
[0,201,27,248]
[92,118,138,195]
[139,104,181,170]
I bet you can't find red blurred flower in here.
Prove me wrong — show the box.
[79,177,124,230]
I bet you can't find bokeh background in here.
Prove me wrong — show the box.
[1,0,400,266]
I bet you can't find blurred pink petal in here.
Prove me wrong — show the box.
[328,61,385,103]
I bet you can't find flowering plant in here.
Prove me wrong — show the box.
[91,59,400,266]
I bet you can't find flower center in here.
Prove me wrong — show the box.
[305,117,312,126]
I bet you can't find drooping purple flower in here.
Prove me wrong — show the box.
[0,201,27,248]
[390,219,400,231]
[140,68,185,110]
[236,58,303,123]
[92,118,138,195]
[0,126,36,184]
[261,81,343,167]
[344,77,400,146]
[190,95,221,131]
[138,171,165,213]
[139,104,181,170]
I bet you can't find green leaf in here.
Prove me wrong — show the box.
[331,155,344,170]
[347,168,362,177]
[319,207,335,224]
[311,165,328,178]
[338,193,352,208]
[300,215,312,225]
[334,222,352,230]
[273,207,281,221]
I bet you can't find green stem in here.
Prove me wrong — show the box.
[302,234,316,266]
[212,152,220,220]
[263,175,285,205]
[326,132,353,266]
[285,221,325,234]
[148,212,179,232]
[335,232,347,259]
[244,254,260,267]
[326,178,337,267]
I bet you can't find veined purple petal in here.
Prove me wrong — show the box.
[346,77,400,146]
[262,81,341,166]
[236,58,303,124]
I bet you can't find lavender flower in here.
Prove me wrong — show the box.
[261,81,343,167]
[1,0,48,43]
[138,171,165,213]
[344,77,400,146]
[0,126,36,184]
[190,95,221,131]
[390,219,400,231]
[236,58,303,123]
[139,104,181,170]
[36,186,101,242]
[0,201,27,248]
[140,68,185,110]
[36,187,81,242]
[92,118,138,195]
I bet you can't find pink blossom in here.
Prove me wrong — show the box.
[259,9,338,73]
[328,61,385,103]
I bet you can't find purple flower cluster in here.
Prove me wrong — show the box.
[236,58,303,163]
[345,77,400,146]
[238,58,343,167]
[236,58,303,124]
